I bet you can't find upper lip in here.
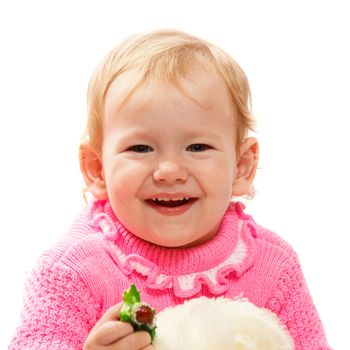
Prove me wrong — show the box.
[146,193,196,201]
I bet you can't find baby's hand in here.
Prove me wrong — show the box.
[83,303,153,350]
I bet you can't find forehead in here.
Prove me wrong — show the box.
[104,69,236,120]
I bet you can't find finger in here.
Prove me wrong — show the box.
[112,331,152,350]
[95,303,123,328]
[141,345,154,350]
[95,320,134,346]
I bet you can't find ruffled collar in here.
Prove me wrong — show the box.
[88,200,257,298]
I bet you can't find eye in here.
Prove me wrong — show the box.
[186,144,212,152]
[127,145,153,153]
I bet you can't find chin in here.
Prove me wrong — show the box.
[148,235,199,248]
[151,239,190,248]
[162,239,206,249]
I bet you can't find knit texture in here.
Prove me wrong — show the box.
[9,200,331,349]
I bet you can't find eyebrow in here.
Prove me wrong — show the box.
[180,129,223,141]
[117,127,223,142]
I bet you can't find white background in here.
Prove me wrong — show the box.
[1,1,349,348]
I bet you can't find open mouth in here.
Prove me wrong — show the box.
[147,198,196,208]
[145,195,197,215]
[149,198,194,207]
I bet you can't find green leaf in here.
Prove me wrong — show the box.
[122,284,141,305]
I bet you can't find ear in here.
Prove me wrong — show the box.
[232,137,259,196]
[79,144,108,200]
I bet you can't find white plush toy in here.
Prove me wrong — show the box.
[153,296,294,350]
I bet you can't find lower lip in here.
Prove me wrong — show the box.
[145,199,197,216]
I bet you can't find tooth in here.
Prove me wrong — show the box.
[152,196,191,201]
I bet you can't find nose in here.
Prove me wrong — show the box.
[153,160,188,183]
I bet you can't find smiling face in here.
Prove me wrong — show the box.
[82,69,258,247]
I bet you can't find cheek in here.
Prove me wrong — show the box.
[205,158,236,193]
[104,158,149,199]
[107,171,135,199]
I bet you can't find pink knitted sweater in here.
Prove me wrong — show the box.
[9,200,331,349]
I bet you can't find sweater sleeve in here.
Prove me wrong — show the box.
[9,257,101,350]
[267,254,332,350]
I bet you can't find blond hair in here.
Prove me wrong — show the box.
[82,29,255,153]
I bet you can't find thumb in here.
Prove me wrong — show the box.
[95,303,123,327]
